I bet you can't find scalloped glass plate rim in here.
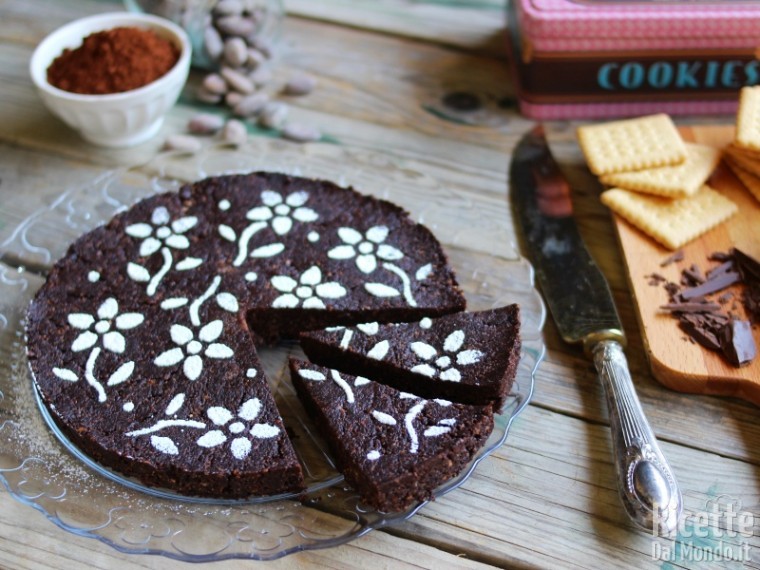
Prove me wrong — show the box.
[0,145,545,561]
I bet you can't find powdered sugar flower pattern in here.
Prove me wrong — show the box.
[154,321,234,381]
[327,225,434,307]
[53,297,145,403]
[125,206,203,295]
[68,298,144,354]
[222,190,319,266]
[196,398,281,459]
[409,330,483,382]
[270,266,346,309]
[327,226,403,274]
[246,190,318,235]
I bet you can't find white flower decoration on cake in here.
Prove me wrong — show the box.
[270,266,346,309]
[125,206,203,295]
[327,226,403,274]
[409,330,483,382]
[68,298,144,354]
[53,298,145,402]
[326,225,433,307]
[223,190,319,267]
[245,190,318,235]
[196,398,280,460]
[154,320,234,381]
[125,206,198,256]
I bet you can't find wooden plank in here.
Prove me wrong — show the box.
[604,125,760,403]
[0,13,519,167]
[0,489,492,569]
[284,0,510,56]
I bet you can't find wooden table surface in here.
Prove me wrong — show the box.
[1,1,759,568]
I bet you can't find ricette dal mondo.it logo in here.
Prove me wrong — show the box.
[651,495,755,564]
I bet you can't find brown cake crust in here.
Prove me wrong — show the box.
[289,359,494,512]
[26,172,467,498]
[300,306,521,411]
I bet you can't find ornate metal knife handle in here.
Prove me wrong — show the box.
[592,340,682,535]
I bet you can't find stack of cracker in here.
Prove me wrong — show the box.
[577,113,734,251]
[723,86,760,205]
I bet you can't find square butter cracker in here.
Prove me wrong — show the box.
[735,86,760,152]
[725,157,760,204]
[724,145,760,178]
[577,113,687,176]
[601,185,738,250]
[599,143,721,198]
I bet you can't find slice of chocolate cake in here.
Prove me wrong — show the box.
[300,306,521,410]
[289,359,494,512]
[26,172,467,499]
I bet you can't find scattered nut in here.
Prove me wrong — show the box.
[224,37,248,68]
[221,119,248,146]
[284,73,316,96]
[258,102,288,129]
[233,92,270,117]
[196,87,223,104]
[282,122,321,142]
[164,134,202,153]
[220,67,255,94]
[203,26,224,61]
[225,91,243,107]
[214,0,244,17]
[188,113,225,135]
[215,15,257,37]
[202,73,228,95]
[246,48,266,68]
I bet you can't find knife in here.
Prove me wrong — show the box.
[509,125,682,535]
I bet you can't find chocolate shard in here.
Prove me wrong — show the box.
[660,250,684,267]
[680,271,741,300]
[705,260,734,280]
[733,248,760,283]
[678,318,722,351]
[708,251,732,262]
[683,264,706,285]
[721,319,756,367]
[660,302,722,313]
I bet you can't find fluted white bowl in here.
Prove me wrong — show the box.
[30,12,191,148]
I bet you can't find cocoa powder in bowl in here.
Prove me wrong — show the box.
[46,26,180,95]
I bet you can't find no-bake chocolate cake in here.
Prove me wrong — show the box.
[289,359,495,512]
[26,172,468,499]
[300,306,522,410]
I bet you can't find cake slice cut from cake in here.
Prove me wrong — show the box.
[300,306,521,410]
[289,359,494,512]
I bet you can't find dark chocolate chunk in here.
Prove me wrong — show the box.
[680,271,741,300]
[660,250,684,267]
[721,320,756,366]
[660,302,722,313]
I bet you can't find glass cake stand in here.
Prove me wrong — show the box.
[0,140,545,562]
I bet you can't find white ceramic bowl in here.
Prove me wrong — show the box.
[30,12,191,148]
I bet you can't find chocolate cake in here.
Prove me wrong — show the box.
[26,172,467,498]
[300,306,521,410]
[289,359,494,512]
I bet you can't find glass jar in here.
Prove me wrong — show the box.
[125,0,283,69]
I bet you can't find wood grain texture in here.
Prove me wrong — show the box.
[2,0,760,568]
[610,125,760,404]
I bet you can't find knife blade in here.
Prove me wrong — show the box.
[509,125,682,535]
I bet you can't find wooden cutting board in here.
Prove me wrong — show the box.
[610,125,760,405]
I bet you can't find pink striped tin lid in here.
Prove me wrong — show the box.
[518,0,760,51]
